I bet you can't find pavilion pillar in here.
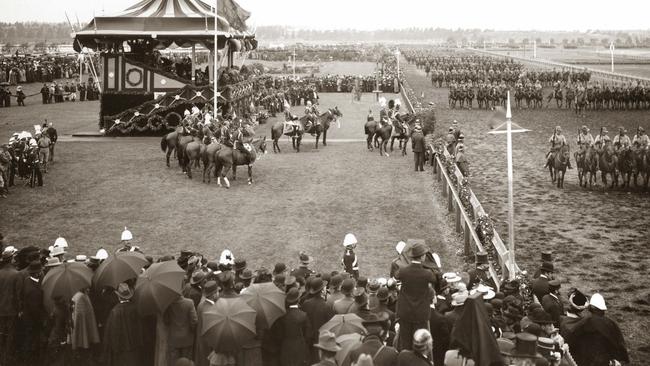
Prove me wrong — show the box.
[191,44,196,84]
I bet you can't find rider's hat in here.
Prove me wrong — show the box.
[581,125,588,131]
[555,126,562,132]
[639,127,645,133]
[602,127,609,134]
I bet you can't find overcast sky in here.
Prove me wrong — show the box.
[1,0,648,31]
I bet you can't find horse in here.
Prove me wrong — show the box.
[514,86,525,109]
[575,146,597,188]
[598,145,619,188]
[616,148,635,188]
[373,121,393,157]
[465,88,475,109]
[532,88,543,109]
[448,88,457,109]
[201,141,225,183]
[364,117,379,151]
[575,91,587,116]
[281,107,342,153]
[549,144,570,188]
[214,136,267,188]
[565,88,575,110]
[161,129,180,167]
[547,88,563,108]
[634,148,650,188]
[390,114,416,156]
[180,135,204,179]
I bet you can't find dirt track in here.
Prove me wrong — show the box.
[403,59,650,364]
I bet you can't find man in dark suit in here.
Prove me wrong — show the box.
[467,252,493,290]
[349,312,398,366]
[531,262,554,303]
[18,261,45,366]
[395,242,437,351]
[165,294,198,362]
[290,252,315,280]
[411,124,426,171]
[333,278,356,314]
[272,288,311,366]
[428,291,450,366]
[301,277,334,363]
[541,280,564,326]
[0,250,22,366]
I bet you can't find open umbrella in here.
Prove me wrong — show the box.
[92,251,148,289]
[42,262,93,312]
[335,332,364,366]
[319,313,366,337]
[240,282,286,330]
[202,297,256,353]
[134,260,185,315]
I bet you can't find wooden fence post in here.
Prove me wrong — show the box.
[464,221,471,256]
[447,186,453,212]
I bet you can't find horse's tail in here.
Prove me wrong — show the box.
[161,135,168,152]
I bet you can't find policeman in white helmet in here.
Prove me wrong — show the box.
[117,227,133,253]
[341,233,359,278]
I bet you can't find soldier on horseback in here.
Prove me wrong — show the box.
[232,121,252,160]
[612,127,631,151]
[632,127,649,150]
[544,126,572,169]
[576,125,594,150]
[304,100,318,132]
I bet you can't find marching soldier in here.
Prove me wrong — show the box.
[632,127,649,150]
[25,138,43,187]
[341,233,359,278]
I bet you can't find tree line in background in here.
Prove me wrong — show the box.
[2,22,650,50]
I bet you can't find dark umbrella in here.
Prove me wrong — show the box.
[42,262,93,311]
[240,282,286,330]
[92,251,148,289]
[134,261,185,315]
[451,293,504,366]
[319,313,366,337]
[202,297,257,353]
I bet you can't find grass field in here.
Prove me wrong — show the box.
[403,58,650,365]
[0,90,464,281]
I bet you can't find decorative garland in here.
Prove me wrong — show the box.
[126,68,143,87]
[475,214,495,245]
[458,177,473,220]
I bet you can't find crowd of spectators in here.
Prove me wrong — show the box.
[0,55,84,85]
[0,228,630,366]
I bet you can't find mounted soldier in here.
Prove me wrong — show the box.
[632,126,649,150]
[544,126,572,169]
[612,126,631,151]
[593,127,611,149]
[576,125,594,151]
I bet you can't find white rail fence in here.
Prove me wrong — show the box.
[469,48,650,84]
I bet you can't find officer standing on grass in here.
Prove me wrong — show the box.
[412,123,425,172]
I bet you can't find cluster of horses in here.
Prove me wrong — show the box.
[546,84,650,112]
[363,114,417,157]
[160,124,267,189]
[548,145,650,190]
[448,85,512,110]
[269,107,342,153]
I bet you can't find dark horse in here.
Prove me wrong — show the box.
[390,114,417,156]
[270,107,342,153]
[549,144,570,188]
[575,146,597,188]
[370,120,393,157]
[633,148,650,188]
[616,148,635,188]
[598,145,619,188]
[215,136,267,188]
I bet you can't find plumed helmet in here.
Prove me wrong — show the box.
[53,237,68,248]
[191,106,200,115]
[306,101,312,106]
[378,97,387,108]
[342,233,357,247]
[29,138,37,147]
[121,227,133,241]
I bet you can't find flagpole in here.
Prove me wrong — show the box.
[610,42,615,73]
[213,1,217,114]
[506,91,516,280]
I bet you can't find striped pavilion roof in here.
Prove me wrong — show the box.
[113,0,216,18]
